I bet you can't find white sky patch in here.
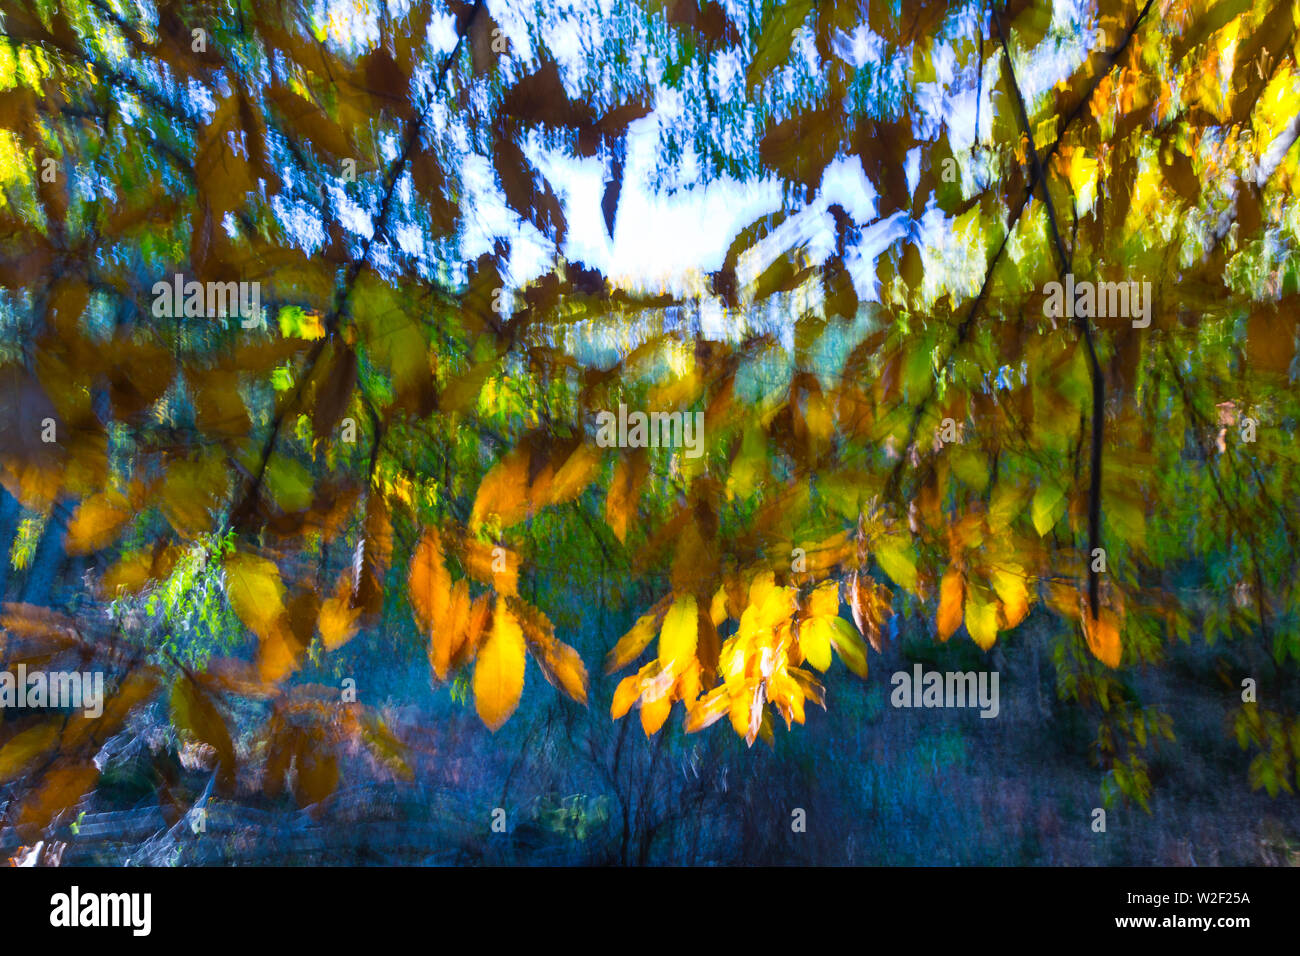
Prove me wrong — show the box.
[850,214,913,303]
[540,16,586,76]
[819,156,877,225]
[699,295,728,340]
[395,221,425,257]
[489,0,535,64]
[945,84,983,150]
[456,152,551,284]
[366,0,1101,326]
[615,150,781,291]
[330,183,375,241]
[905,147,922,200]
[526,106,785,294]
[608,171,782,294]
[836,23,886,69]
[426,9,462,56]
[712,47,742,92]
[533,147,608,264]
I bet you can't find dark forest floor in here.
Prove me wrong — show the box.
[10,609,1299,867]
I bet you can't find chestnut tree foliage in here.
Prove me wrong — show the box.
[0,0,1299,839]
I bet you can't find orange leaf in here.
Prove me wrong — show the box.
[611,674,641,719]
[639,694,672,736]
[1083,607,1122,669]
[470,449,531,531]
[430,579,470,680]
[462,538,519,596]
[545,443,600,507]
[605,449,648,542]
[684,685,731,733]
[319,576,361,651]
[937,568,964,640]
[512,597,589,705]
[66,490,131,555]
[408,529,452,634]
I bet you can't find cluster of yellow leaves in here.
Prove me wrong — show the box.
[408,528,587,730]
[609,572,873,745]
[932,512,1032,650]
[608,595,703,737]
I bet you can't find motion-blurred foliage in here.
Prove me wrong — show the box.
[0,0,1298,846]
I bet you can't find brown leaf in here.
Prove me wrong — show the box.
[313,346,357,442]
[605,449,648,542]
[511,597,589,705]
[170,675,237,790]
[265,81,356,161]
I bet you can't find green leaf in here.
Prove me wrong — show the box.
[875,536,918,593]
[1031,480,1065,536]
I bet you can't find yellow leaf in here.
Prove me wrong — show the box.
[0,721,60,784]
[746,574,793,632]
[160,453,228,538]
[100,551,153,596]
[224,553,286,637]
[473,597,526,731]
[828,616,869,678]
[658,594,699,671]
[709,587,728,626]
[729,684,754,737]
[965,593,999,651]
[799,617,833,671]
[1031,480,1065,536]
[876,536,918,592]
[937,568,964,640]
[806,580,840,619]
[546,443,600,507]
[170,675,236,787]
[605,607,661,674]
[992,566,1030,629]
